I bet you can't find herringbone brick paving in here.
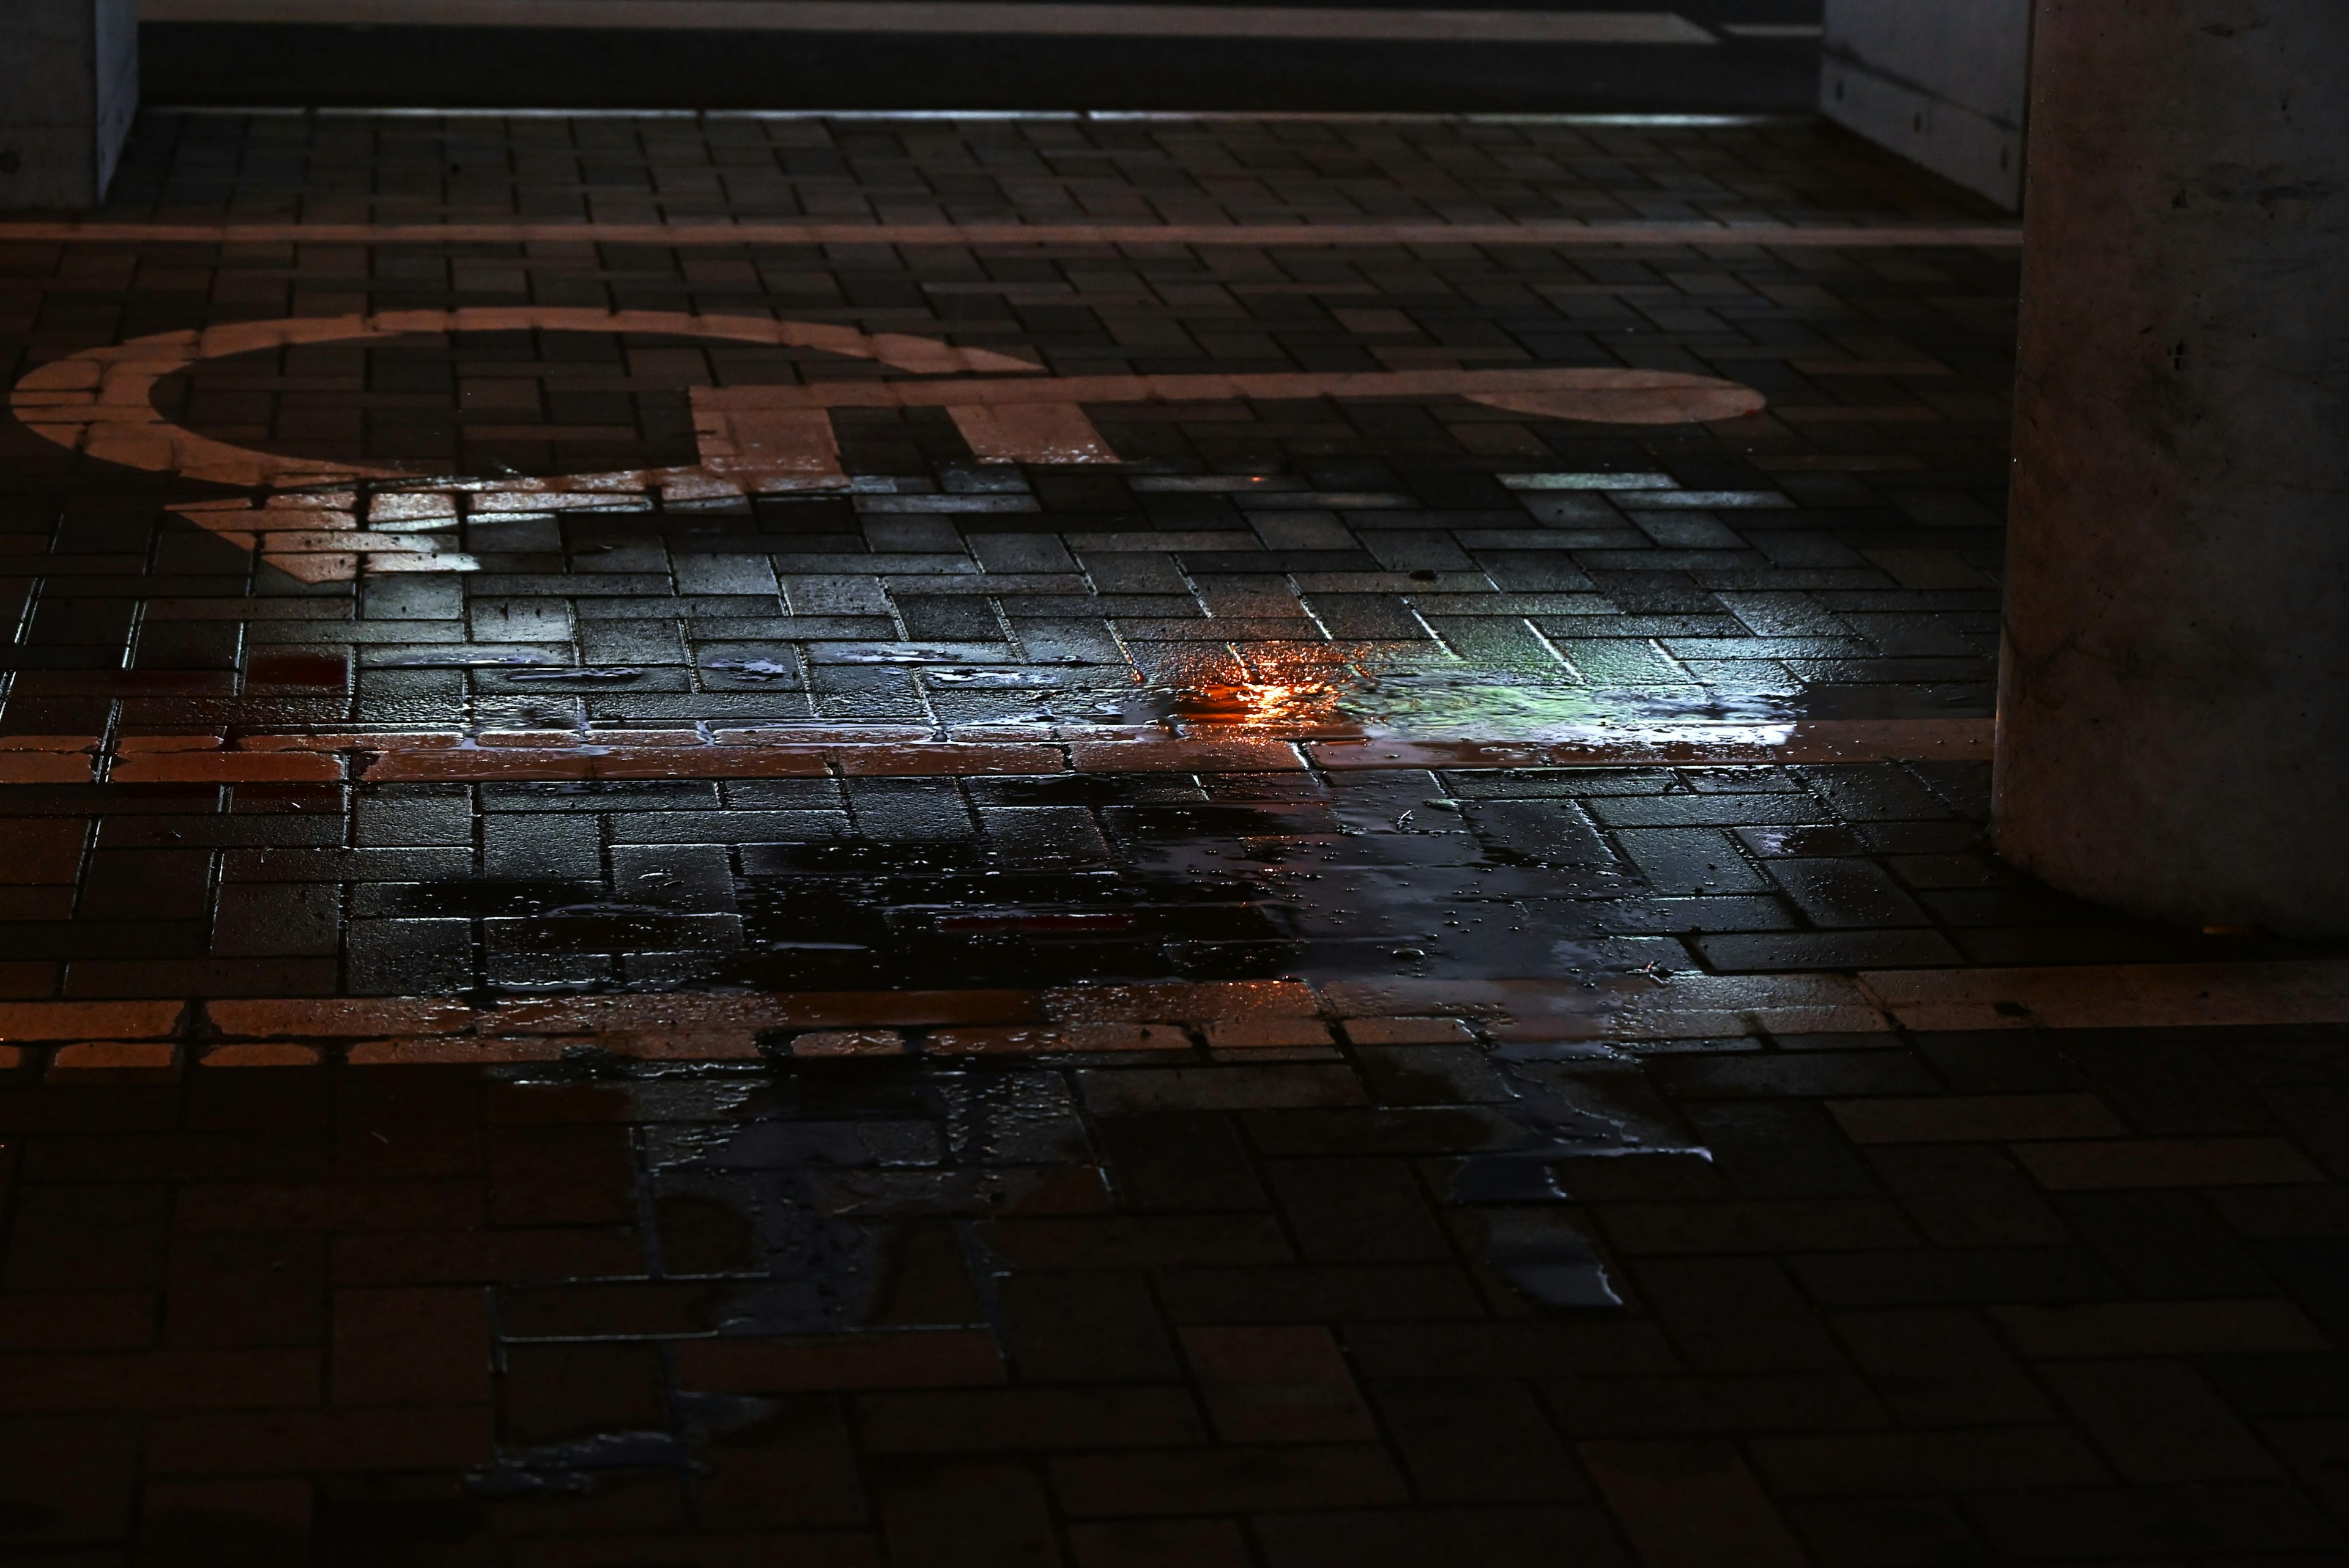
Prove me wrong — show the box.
[3,114,2346,1565]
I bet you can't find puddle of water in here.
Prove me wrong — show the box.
[1444,1042,1711,1311]
[466,1432,696,1498]
[604,1056,1091,1353]
[386,779,1682,994]
[1482,1214,1625,1311]
[704,658,798,681]
[730,840,1298,990]
[925,669,1063,689]
[505,667,647,683]
[826,646,991,665]
[380,651,562,669]
[1083,640,1806,740]
[1326,675,1800,738]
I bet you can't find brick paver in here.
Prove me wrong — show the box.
[2,113,2345,1566]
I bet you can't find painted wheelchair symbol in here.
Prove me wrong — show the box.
[10,307,1767,583]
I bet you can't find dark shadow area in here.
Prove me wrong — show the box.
[141,25,1822,113]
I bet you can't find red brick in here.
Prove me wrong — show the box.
[0,821,89,884]
[163,1231,327,1347]
[331,1287,491,1405]
[48,1041,180,1078]
[347,1037,568,1066]
[937,1023,1190,1055]
[878,1460,1061,1568]
[201,1043,325,1068]
[481,1080,647,1125]
[31,1127,327,1185]
[1201,1018,1333,1049]
[0,1348,317,1411]
[1069,738,1304,772]
[0,1289,154,1349]
[110,751,341,783]
[693,1396,869,1531]
[141,1477,311,1562]
[2042,1361,2280,1482]
[1046,980,1319,1024]
[0,1085,181,1136]
[1049,1443,1408,1517]
[1180,1325,1376,1442]
[144,1405,495,1474]
[837,742,1064,777]
[2013,1136,2325,1189]
[1968,1481,2342,1558]
[1341,1016,1476,1046]
[1000,1272,1179,1384]
[977,1216,1292,1270]
[1541,1373,1888,1438]
[332,1077,481,1178]
[1373,1379,1590,1503]
[1991,1299,2331,1356]
[1091,1112,1268,1213]
[793,1029,910,1057]
[856,1386,1204,1452]
[496,1278,734,1337]
[1,1183,169,1290]
[210,997,477,1038]
[0,1000,183,1041]
[0,1415,139,1544]
[508,1531,881,1567]
[501,1341,671,1444]
[1592,1197,1915,1255]
[1253,1507,1631,1568]
[1746,1425,2107,1495]
[675,1330,1006,1393]
[176,1179,484,1233]
[1581,1439,1809,1568]
[1069,1519,1253,1568]
[487,1123,637,1226]
[1342,1322,1681,1379]
[1828,1093,2126,1144]
[1076,1065,1366,1114]
[1156,1262,1487,1324]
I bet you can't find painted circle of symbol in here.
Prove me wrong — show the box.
[10,307,1767,580]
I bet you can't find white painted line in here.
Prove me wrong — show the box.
[143,0,1720,43]
[1718,21,1822,39]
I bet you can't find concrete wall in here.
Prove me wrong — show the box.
[1994,0,2349,936]
[1822,0,2032,210]
[0,0,141,209]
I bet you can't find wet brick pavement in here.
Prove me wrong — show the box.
[0,758,2322,1005]
[4,114,2348,1566]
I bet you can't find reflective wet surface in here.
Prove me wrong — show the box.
[6,111,2348,1568]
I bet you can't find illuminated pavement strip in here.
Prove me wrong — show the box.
[0,220,2024,248]
[7,959,2349,1072]
[0,717,1994,784]
[6,711,2335,1068]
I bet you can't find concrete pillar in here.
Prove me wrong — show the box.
[1822,0,2033,210]
[0,0,139,209]
[1995,1,2349,936]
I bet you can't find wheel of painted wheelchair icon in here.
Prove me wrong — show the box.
[9,307,1768,585]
